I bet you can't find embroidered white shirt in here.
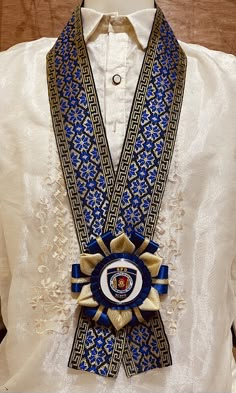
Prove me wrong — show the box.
[0,6,236,393]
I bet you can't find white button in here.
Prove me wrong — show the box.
[112,74,122,85]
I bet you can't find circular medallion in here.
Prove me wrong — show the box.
[90,253,152,310]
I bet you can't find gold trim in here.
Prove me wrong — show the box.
[96,236,110,256]
[71,277,91,284]
[93,305,105,322]
[152,278,169,285]
[134,238,150,256]
[133,307,145,323]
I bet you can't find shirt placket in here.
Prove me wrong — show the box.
[104,18,129,170]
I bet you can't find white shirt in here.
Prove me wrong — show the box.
[0,7,236,393]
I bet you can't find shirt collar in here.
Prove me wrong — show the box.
[81,7,156,50]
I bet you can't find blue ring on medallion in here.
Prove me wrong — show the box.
[90,253,152,310]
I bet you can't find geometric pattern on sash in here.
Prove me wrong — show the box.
[47,1,186,378]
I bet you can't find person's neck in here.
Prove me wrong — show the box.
[84,0,155,15]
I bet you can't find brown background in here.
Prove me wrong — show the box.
[0,0,236,54]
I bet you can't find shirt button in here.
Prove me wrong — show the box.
[112,74,122,85]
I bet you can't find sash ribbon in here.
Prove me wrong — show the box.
[47,0,187,378]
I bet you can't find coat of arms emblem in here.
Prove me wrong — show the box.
[107,267,137,301]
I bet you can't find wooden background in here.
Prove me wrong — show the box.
[0,0,236,54]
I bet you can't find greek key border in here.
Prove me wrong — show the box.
[145,48,187,239]
[47,47,89,252]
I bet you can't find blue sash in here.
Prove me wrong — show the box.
[47,2,186,378]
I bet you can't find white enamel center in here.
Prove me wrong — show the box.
[100,258,143,304]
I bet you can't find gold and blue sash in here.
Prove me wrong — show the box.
[47,1,187,378]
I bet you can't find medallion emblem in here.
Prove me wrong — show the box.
[107,265,137,301]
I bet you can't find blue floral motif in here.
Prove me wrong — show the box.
[134,222,145,233]
[87,348,105,366]
[80,151,90,163]
[131,179,148,195]
[125,222,135,235]
[148,98,159,114]
[68,107,84,123]
[116,217,124,233]
[97,174,106,190]
[165,90,174,104]
[141,108,150,124]
[104,337,114,354]
[74,68,81,81]
[74,134,90,151]
[74,122,84,134]
[157,39,164,52]
[99,366,108,376]
[153,62,159,75]
[70,96,79,107]
[124,207,141,224]
[131,195,141,208]
[141,354,157,371]
[84,118,93,135]
[160,113,169,129]
[83,207,93,225]
[55,56,61,68]
[140,344,150,356]
[141,197,151,213]
[121,190,131,205]
[156,90,165,101]
[156,100,167,115]
[87,179,97,191]
[131,325,149,344]
[143,124,161,140]
[79,92,87,106]
[130,344,141,361]
[77,180,86,195]
[156,75,170,91]
[87,190,103,208]
[137,167,147,180]
[85,331,96,346]
[79,360,89,370]
[135,135,144,151]
[93,207,102,219]
[90,146,100,162]
[80,162,96,180]
[65,124,74,140]
[137,151,154,169]
[146,84,155,99]
[147,168,157,185]
[64,73,73,84]
[93,219,104,236]
[63,81,78,98]
[70,151,79,168]
[144,140,154,152]
[95,337,104,348]
[60,98,69,114]
[128,163,138,178]
[56,77,64,89]
[154,140,164,157]
[150,337,160,354]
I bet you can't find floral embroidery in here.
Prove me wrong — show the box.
[154,141,186,335]
[32,127,78,335]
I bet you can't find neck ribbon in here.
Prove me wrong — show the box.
[47,2,187,378]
